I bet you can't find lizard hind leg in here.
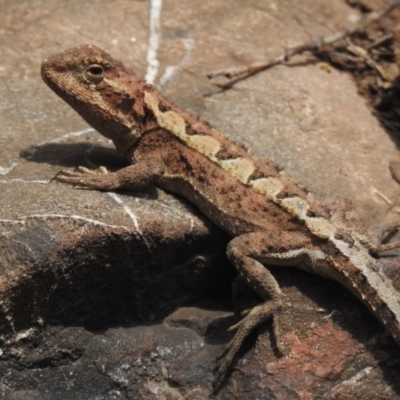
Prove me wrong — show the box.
[212,230,319,391]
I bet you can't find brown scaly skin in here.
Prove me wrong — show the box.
[41,45,400,391]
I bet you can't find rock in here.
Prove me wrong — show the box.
[1,0,400,398]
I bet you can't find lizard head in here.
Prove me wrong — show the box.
[41,45,150,154]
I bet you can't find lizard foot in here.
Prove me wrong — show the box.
[212,302,280,392]
[53,165,109,179]
[370,221,400,255]
[51,166,121,190]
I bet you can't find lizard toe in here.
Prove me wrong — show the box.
[213,303,277,390]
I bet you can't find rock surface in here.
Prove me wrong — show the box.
[1,0,400,399]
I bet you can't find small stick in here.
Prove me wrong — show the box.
[207,0,400,87]
[345,38,390,80]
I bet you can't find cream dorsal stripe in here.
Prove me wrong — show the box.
[145,91,257,184]
[145,91,338,237]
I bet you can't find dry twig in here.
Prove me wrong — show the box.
[208,0,400,88]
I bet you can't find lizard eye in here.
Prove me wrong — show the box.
[83,64,105,84]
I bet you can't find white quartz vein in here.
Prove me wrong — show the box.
[145,0,163,84]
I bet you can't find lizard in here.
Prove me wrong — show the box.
[41,44,400,390]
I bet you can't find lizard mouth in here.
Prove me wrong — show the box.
[40,60,54,87]
[41,60,70,101]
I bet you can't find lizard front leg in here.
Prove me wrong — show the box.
[52,158,165,191]
[213,231,326,391]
